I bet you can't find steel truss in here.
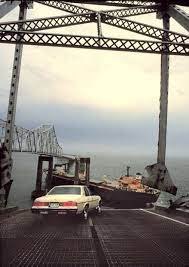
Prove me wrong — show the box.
[0,1,188,55]
[0,119,63,156]
[0,13,93,32]
[45,1,157,8]
[45,0,189,7]
[0,30,188,55]
[36,0,157,16]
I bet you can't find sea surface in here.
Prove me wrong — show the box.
[8,152,189,208]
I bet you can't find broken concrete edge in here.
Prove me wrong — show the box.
[0,206,18,214]
[154,204,189,218]
[0,206,30,221]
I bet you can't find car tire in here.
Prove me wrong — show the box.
[83,205,89,220]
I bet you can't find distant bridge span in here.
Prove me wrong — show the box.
[0,119,63,156]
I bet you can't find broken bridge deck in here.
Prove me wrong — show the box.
[0,209,189,266]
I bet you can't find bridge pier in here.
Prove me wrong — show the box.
[31,155,53,200]
[85,158,90,186]
[74,158,80,185]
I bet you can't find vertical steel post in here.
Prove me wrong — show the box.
[74,158,80,185]
[157,13,170,165]
[97,13,102,37]
[47,156,53,190]
[5,3,27,157]
[85,158,90,186]
[35,155,43,192]
[97,12,102,46]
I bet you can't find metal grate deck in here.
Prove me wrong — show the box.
[0,209,188,266]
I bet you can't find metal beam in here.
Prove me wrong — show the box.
[36,0,93,14]
[52,1,156,8]
[0,1,20,19]
[36,0,158,18]
[97,12,103,37]
[157,13,170,164]
[0,10,188,45]
[42,0,189,7]
[5,4,27,158]
[103,14,189,43]
[0,29,188,55]
[168,5,189,32]
[0,13,93,32]
[105,5,158,17]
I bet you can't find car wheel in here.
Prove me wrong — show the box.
[83,206,88,220]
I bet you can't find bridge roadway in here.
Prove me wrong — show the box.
[0,209,189,266]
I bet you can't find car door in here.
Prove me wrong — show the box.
[86,187,98,209]
[84,187,93,210]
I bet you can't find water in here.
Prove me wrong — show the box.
[8,152,189,208]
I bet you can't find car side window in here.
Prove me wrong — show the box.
[84,187,90,196]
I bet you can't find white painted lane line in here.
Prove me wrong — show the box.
[140,209,189,227]
[101,208,140,211]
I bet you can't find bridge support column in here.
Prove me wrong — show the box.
[157,13,170,164]
[5,3,27,159]
[74,158,80,185]
[143,13,177,195]
[46,156,53,190]
[3,3,27,205]
[85,158,90,186]
[31,155,53,199]
[35,155,43,193]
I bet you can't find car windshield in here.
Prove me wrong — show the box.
[48,187,81,195]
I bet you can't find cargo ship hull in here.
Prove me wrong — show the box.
[51,175,159,209]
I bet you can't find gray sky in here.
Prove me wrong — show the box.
[0,2,189,157]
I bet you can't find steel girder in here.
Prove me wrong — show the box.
[0,1,187,56]
[0,30,188,55]
[168,5,189,32]
[0,1,20,19]
[33,1,189,50]
[44,0,189,7]
[0,10,160,33]
[104,6,158,17]
[47,1,156,8]
[0,13,93,32]
[4,4,27,158]
[0,11,188,44]
[102,14,189,43]
[36,0,93,14]
[36,0,158,17]
[0,119,63,156]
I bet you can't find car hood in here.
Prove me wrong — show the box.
[35,194,82,202]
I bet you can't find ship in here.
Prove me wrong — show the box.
[46,157,160,209]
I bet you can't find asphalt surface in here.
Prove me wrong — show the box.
[0,209,189,266]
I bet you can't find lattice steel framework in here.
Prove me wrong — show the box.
[0,119,63,156]
[0,1,188,55]
[0,0,189,197]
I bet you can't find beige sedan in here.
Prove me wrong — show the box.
[31,185,101,220]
